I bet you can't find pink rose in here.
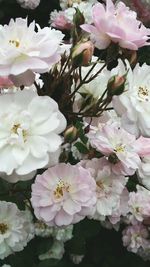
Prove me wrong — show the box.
[31,163,96,226]
[81,0,150,50]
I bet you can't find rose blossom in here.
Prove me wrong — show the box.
[122,223,150,253]
[109,188,129,225]
[128,185,150,223]
[113,62,150,137]
[0,18,64,86]
[0,201,34,259]
[64,1,95,24]
[81,0,150,50]
[87,123,150,175]
[0,89,66,176]
[79,158,127,220]
[50,1,97,31]
[50,10,72,30]
[60,0,97,10]
[31,163,96,226]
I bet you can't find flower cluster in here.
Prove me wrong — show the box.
[0,0,150,264]
[50,0,97,30]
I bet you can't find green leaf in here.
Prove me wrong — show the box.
[74,142,89,154]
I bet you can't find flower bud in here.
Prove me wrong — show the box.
[73,7,85,27]
[72,40,94,67]
[64,126,78,142]
[107,74,126,96]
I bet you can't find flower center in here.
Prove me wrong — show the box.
[9,39,20,48]
[96,178,111,194]
[11,123,27,142]
[96,180,104,189]
[114,144,125,153]
[54,179,70,199]
[11,123,21,134]
[0,223,8,234]
[138,86,149,101]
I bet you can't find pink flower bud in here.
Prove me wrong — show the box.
[107,75,126,96]
[64,125,78,142]
[72,40,94,66]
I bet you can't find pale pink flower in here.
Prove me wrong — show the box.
[79,158,127,220]
[113,62,150,137]
[31,163,96,227]
[81,0,150,50]
[109,188,129,225]
[88,123,150,175]
[128,185,150,223]
[122,223,150,253]
[50,10,72,30]
[0,18,64,86]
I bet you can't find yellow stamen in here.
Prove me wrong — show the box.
[114,145,125,153]
[54,179,70,199]
[9,40,20,48]
[0,223,8,234]
[11,123,27,142]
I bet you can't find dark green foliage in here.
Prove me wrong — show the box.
[138,46,150,66]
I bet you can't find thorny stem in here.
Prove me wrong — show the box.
[79,66,82,82]
[60,54,72,77]
[34,81,41,95]
[70,59,106,99]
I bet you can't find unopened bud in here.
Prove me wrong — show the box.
[72,40,94,67]
[73,8,85,27]
[64,126,78,142]
[107,74,126,96]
